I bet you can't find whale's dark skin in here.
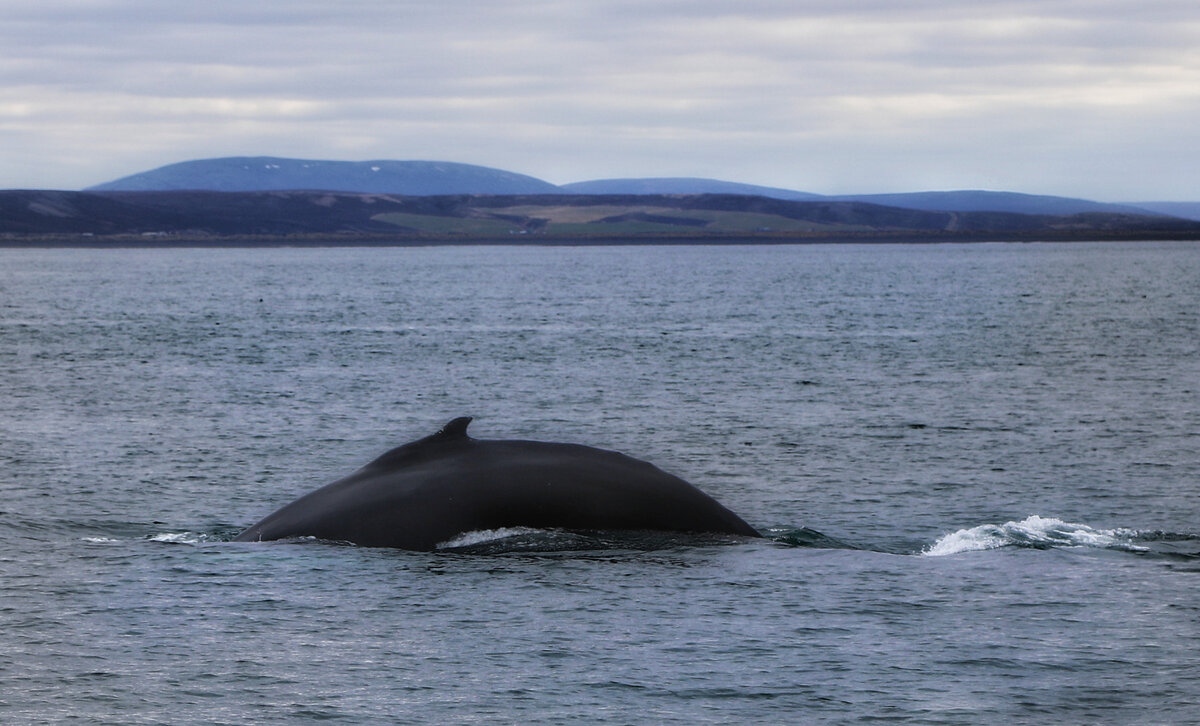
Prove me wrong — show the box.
[233,417,760,550]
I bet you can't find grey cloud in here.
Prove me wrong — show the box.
[2,0,1198,198]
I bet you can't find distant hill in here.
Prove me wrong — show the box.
[560,177,823,201]
[84,158,1196,219]
[86,157,562,195]
[559,179,1157,217]
[1126,202,1200,221]
[6,189,1200,243]
[824,190,1158,217]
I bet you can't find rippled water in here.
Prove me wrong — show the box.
[2,242,1198,724]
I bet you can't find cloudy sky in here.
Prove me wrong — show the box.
[3,0,1198,200]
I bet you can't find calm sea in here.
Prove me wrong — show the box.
[2,242,1198,724]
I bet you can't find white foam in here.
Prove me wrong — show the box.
[436,527,544,550]
[922,515,1146,556]
[147,531,216,544]
[84,532,218,545]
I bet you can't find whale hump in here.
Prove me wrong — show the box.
[436,416,473,440]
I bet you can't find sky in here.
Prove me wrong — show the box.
[3,0,1199,200]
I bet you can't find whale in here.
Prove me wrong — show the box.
[233,417,760,550]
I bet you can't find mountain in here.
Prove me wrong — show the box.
[6,189,1200,243]
[85,157,562,195]
[559,177,822,201]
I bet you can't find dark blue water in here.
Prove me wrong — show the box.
[2,242,1198,724]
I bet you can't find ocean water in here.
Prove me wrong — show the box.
[1,241,1198,724]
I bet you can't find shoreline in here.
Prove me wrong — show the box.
[5,229,1200,248]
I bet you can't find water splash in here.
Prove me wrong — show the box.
[436,527,547,550]
[76,531,225,546]
[435,527,744,554]
[922,515,1147,556]
[146,531,224,544]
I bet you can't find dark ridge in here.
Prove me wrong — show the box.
[5,189,1200,244]
[560,177,823,201]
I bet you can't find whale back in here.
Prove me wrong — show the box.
[233,418,760,549]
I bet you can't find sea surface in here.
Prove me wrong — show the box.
[1,241,1198,724]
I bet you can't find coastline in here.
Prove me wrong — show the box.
[4,229,1200,248]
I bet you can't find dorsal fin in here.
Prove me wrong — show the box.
[361,417,475,471]
[434,416,473,440]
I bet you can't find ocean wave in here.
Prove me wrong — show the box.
[765,526,859,550]
[922,515,1148,556]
